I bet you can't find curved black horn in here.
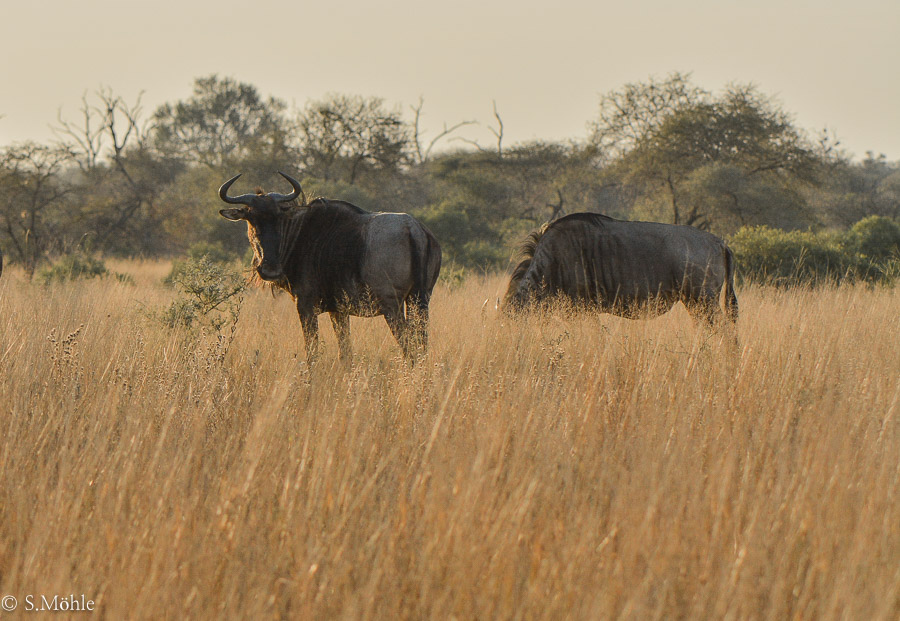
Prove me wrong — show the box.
[218,173,257,205]
[268,171,305,204]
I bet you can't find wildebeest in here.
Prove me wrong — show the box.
[218,172,441,361]
[504,213,738,324]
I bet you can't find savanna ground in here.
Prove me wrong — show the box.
[0,261,897,620]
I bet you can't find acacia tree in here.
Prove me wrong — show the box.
[152,75,291,171]
[589,72,706,163]
[295,94,412,184]
[594,76,819,231]
[0,142,74,277]
[811,154,900,226]
[54,88,181,255]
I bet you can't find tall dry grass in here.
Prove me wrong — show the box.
[0,262,897,619]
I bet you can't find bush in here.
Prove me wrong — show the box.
[849,216,900,260]
[729,221,900,286]
[38,254,133,285]
[158,256,247,330]
[184,241,237,264]
[728,226,853,285]
[164,241,240,286]
[438,260,467,289]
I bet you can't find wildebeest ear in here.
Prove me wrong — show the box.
[219,208,248,221]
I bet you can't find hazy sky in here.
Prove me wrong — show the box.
[2,0,898,160]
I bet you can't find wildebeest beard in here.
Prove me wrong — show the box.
[247,206,308,294]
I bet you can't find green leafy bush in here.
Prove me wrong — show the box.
[184,241,237,264]
[38,254,133,285]
[438,260,467,289]
[158,256,247,330]
[849,216,900,259]
[164,241,240,286]
[729,220,900,286]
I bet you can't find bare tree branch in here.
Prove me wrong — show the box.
[53,88,149,172]
[547,188,565,220]
[53,93,104,171]
[489,100,504,157]
[410,96,475,164]
[449,100,505,157]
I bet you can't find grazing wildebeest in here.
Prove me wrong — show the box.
[504,213,738,325]
[218,172,441,361]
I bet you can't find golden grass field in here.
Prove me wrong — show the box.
[0,261,897,620]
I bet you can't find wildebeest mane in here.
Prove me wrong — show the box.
[505,224,548,302]
[270,199,369,312]
[504,213,618,305]
[552,211,620,227]
[306,197,367,214]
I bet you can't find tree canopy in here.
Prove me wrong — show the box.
[593,76,822,230]
[152,75,291,171]
[0,73,896,275]
[295,94,411,184]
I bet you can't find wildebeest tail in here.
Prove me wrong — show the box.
[503,223,549,308]
[723,244,738,322]
[408,226,440,316]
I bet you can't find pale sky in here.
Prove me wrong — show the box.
[1,0,898,161]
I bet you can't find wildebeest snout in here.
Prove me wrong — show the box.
[257,260,284,281]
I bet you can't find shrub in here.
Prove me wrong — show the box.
[849,216,900,260]
[164,241,240,286]
[158,256,247,330]
[183,241,237,264]
[38,254,133,285]
[438,260,467,289]
[729,220,900,286]
[729,226,857,286]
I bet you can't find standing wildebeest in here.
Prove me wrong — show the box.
[218,172,441,361]
[504,213,738,324]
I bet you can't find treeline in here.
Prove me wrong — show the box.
[2,73,898,279]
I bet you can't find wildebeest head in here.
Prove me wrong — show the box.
[502,225,548,313]
[218,171,305,281]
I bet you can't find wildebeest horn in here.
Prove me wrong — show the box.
[218,173,257,205]
[268,171,305,204]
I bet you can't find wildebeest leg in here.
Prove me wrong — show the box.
[297,310,320,364]
[330,311,352,362]
[405,294,430,353]
[724,287,739,324]
[722,291,740,350]
[685,297,740,351]
[684,298,720,329]
[382,305,412,359]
